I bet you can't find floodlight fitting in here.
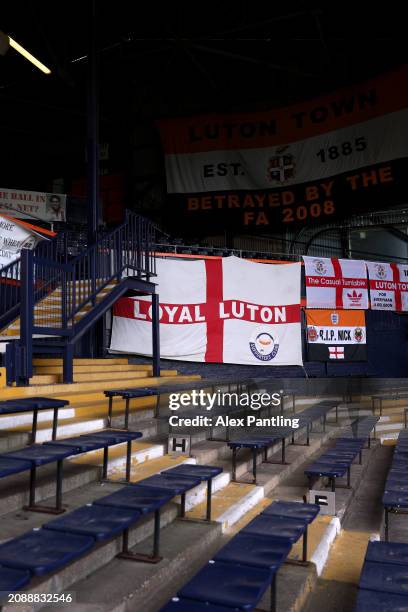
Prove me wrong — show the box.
[9,36,51,74]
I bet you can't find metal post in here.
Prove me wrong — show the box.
[385,509,389,542]
[302,527,308,562]
[180,493,186,518]
[206,479,212,521]
[63,344,74,385]
[19,249,34,386]
[52,408,59,440]
[270,573,277,612]
[108,396,113,428]
[152,293,160,378]
[102,447,108,479]
[56,460,63,510]
[153,509,160,557]
[252,448,257,484]
[29,466,36,506]
[87,0,100,247]
[125,397,130,429]
[125,441,132,482]
[31,409,38,444]
[232,447,237,481]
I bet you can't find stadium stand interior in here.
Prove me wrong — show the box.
[0,369,405,610]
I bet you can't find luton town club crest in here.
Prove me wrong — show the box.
[267,146,296,184]
[313,259,327,276]
[375,264,387,279]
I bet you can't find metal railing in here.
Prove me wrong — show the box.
[27,211,157,334]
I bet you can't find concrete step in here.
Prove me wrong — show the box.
[0,418,355,612]
[33,364,178,375]
[0,439,166,518]
[33,358,131,366]
[0,374,201,400]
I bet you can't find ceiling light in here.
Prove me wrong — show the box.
[0,31,51,74]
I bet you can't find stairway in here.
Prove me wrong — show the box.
[0,211,161,385]
[0,282,118,338]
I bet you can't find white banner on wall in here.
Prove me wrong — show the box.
[303,256,369,310]
[0,215,45,269]
[367,261,408,311]
[110,256,303,366]
[0,188,66,222]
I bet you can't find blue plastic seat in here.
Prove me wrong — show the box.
[0,565,31,592]
[0,529,94,576]
[262,501,320,523]
[83,430,142,442]
[0,398,68,412]
[355,588,408,611]
[163,465,223,481]
[228,439,271,449]
[43,504,141,540]
[137,474,201,495]
[324,450,358,458]
[384,483,408,493]
[1,444,79,465]
[242,515,307,542]
[104,388,157,398]
[214,533,290,569]
[178,560,273,610]
[44,436,108,452]
[365,541,408,566]
[383,491,408,508]
[94,485,173,513]
[304,462,349,478]
[0,457,32,478]
[360,561,408,595]
[160,597,242,611]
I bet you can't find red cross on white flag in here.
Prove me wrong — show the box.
[328,346,345,359]
[111,256,303,366]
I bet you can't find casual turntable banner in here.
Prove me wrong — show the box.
[110,256,303,366]
[157,66,408,233]
[303,256,368,310]
[306,309,367,361]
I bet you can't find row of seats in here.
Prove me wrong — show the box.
[371,387,408,415]
[228,401,339,485]
[105,380,247,423]
[355,540,408,610]
[0,462,222,598]
[0,429,142,513]
[304,416,379,492]
[383,429,408,541]
[160,500,320,612]
[0,397,69,443]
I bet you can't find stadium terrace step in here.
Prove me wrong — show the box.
[32,358,131,366]
[69,440,166,471]
[0,374,201,400]
[187,481,264,531]
[0,404,362,611]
